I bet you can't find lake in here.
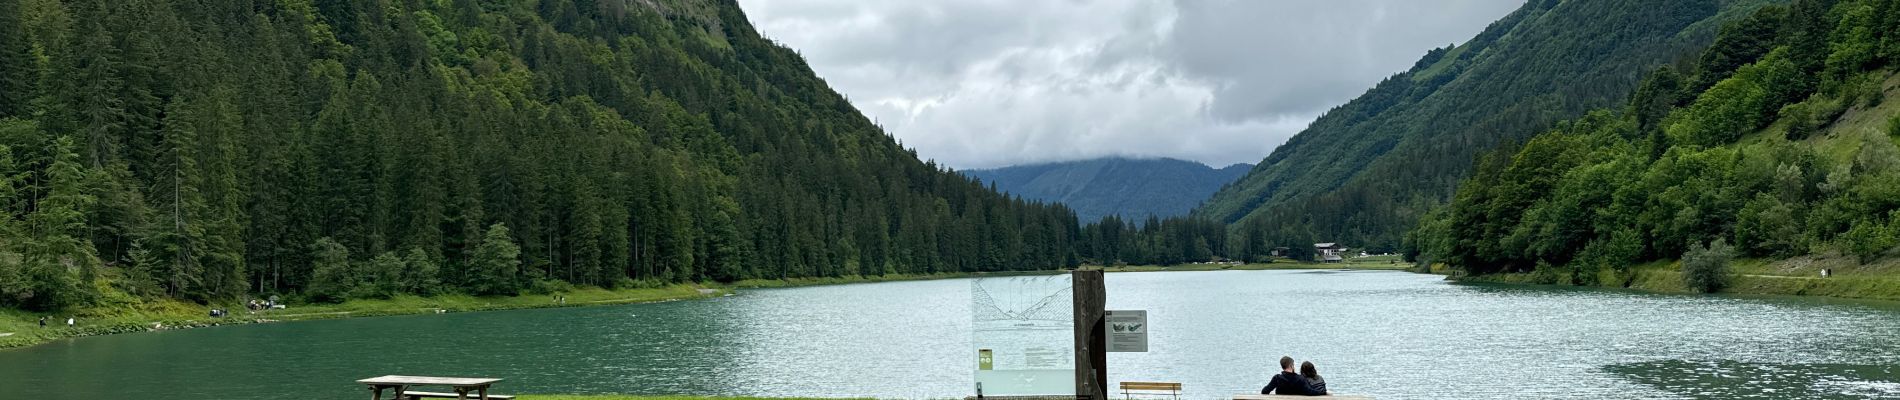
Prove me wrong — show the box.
[2,270,1899,399]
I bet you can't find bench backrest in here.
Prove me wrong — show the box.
[1120,381,1183,391]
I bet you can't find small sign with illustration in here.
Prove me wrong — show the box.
[1106,310,1148,352]
[978,349,993,370]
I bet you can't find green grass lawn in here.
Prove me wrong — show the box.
[0,284,724,349]
[1447,256,1900,301]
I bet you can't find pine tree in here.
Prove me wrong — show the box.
[304,237,353,303]
[467,223,520,296]
[0,0,36,119]
[361,251,402,299]
[567,182,604,285]
[399,247,440,295]
[18,136,95,309]
[193,86,249,300]
[143,88,248,300]
[53,18,126,168]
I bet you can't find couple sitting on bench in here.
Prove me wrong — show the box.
[1260,356,1328,396]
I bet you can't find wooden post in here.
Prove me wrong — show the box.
[1073,270,1106,400]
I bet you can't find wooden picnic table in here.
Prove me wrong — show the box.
[357,375,505,400]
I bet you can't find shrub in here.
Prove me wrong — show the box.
[1781,101,1816,140]
[1780,95,1845,140]
[304,238,356,303]
[399,248,441,295]
[354,252,405,299]
[1681,238,1734,293]
[466,223,522,296]
[1887,113,1899,138]
[1841,217,1897,264]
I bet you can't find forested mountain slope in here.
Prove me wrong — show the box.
[1411,0,1900,284]
[1200,0,1784,252]
[964,158,1251,223]
[0,0,1081,310]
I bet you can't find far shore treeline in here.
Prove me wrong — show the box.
[0,0,1237,311]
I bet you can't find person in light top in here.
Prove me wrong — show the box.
[1301,361,1328,395]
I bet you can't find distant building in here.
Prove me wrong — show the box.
[1315,243,1346,263]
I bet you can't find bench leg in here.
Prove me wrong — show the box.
[456,387,468,400]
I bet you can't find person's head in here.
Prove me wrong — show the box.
[1301,361,1320,380]
[1279,356,1295,372]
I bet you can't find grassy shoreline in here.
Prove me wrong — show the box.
[1442,257,1900,302]
[0,284,726,350]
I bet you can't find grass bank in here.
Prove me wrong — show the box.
[0,284,724,350]
[1446,256,1900,301]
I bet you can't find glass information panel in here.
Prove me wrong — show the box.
[971,274,1075,396]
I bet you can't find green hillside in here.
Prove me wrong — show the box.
[964,157,1252,223]
[1411,0,1900,290]
[0,0,1083,311]
[1199,0,1783,252]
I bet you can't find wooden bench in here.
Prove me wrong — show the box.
[398,391,515,400]
[1120,381,1183,399]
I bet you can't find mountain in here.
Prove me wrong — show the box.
[0,0,1082,310]
[1198,0,1787,253]
[1412,0,1900,280]
[963,157,1252,223]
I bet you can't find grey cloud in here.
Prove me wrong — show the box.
[1170,0,1523,121]
[737,0,1521,169]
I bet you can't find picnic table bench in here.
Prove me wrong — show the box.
[358,375,513,400]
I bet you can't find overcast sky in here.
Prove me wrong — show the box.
[735,0,1523,169]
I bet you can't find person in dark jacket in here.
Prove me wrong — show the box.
[1301,361,1328,395]
[1261,356,1316,395]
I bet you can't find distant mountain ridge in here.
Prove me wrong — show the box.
[965,157,1252,223]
